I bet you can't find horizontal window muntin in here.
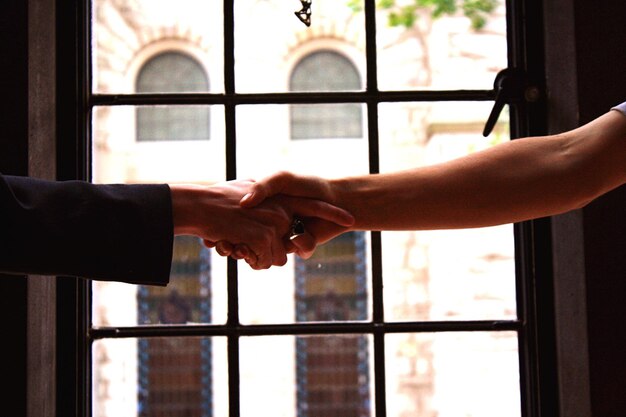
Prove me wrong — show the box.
[90,319,522,340]
[90,89,496,107]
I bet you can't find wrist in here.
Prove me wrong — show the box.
[170,184,207,236]
[328,176,365,228]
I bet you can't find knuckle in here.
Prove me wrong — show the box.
[276,255,288,267]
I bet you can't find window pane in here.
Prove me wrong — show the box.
[378,101,515,322]
[93,236,215,327]
[92,105,228,326]
[386,332,521,417]
[234,0,365,93]
[137,105,210,141]
[236,104,371,324]
[93,337,228,417]
[92,105,225,182]
[290,51,363,139]
[375,0,507,91]
[291,103,363,139]
[290,51,362,92]
[296,232,368,323]
[240,335,374,417]
[93,0,224,94]
[137,52,209,93]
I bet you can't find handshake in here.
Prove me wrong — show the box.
[171,103,626,271]
[170,171,354,270]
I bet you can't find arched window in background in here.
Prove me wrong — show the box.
[136,51,210,141]
[137,236,213,417]
[295,232,369,417]
[290,50,363,139]
[136,51,213,416]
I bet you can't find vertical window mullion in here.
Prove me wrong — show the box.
[223,2,241,417]
[363,1,387,416]
[506,1,546,416]
[83,0,95,416]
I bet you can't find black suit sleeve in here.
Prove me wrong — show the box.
[0,173,173,285]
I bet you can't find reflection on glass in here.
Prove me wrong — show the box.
[240,335,373,417]
[386,332,521,417]
[93,337,228,417]
[378,101,515,322]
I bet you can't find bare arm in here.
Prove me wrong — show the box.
[242,108,626,233]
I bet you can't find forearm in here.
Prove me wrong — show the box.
[331,110,626,230]
[1,175,173,284]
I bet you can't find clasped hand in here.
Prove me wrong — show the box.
[170,176,350,270]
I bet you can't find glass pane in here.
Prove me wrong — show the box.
[236,104,371,324]
[290,51,362,92]
[375,0,507,90]
[386,332,521,417]
[91,105,228,326]
[379,102,516,321]
[136,52,209,93]
[291,103,363,139]
[240,335,374,417]
[296,231,369,323]
[137,106,210,141]
[93,336,228,417]
[235,0,366,93]
[93,0,224,94]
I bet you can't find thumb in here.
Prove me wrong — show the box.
[286,197,354,227]
[240,172,295,208]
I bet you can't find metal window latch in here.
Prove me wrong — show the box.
[295,0,312,27]
[482,68,540,137]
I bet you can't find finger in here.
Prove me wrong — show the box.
[245,253,258,266]
[287,198,354,227]
[240,171,329,208]
[271,235,288,267]
[215,241,234,257]
[287,232,316,259]
[233,244,251,260]
[241,249,259,267]
[251,236,273,270]
[284,239,298,254]
[239,174,288,208]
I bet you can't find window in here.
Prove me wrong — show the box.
[69,1,553,417]
[295,232,369,416]
[137,236,213,416]
[136,52,210,141]
[290,51,363,139]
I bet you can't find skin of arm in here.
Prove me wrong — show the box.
[240,108,626,248]
[169,180,354,269]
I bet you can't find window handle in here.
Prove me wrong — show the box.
[482,68,537,137]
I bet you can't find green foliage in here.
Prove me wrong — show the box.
[348,0,499,30]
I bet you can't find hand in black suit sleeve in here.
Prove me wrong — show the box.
[0,173,173,285]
